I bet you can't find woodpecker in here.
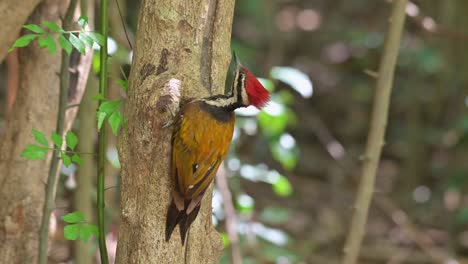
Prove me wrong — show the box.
[165,53,270,244]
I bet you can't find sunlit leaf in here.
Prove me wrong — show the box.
[92,53,101,73]
[38,35,56,54]
[65,131,78,150]
[64,224,80,240]
[89,224,99,238]
[220,233,230,247]
[272,176,293,197]
[10,34,38,51]
[42,21,62,32]
[72,154,83,165]
[61,211,85,223]
[69,33,85,54]
[78,32,93,48]
[61,152,72,167]
[271,140,299,171]
[32,129,48,146]
[23,24,44,34]
[99,100,121,115]
[20,145,47,160]
[58,35,72,55]
[236,194,254,213]
[51,132,62,148]
[97,111,107,131]
[79,224,92,241]
[88,32,105,46]
[109,111,123,135]
[77,16,88,28]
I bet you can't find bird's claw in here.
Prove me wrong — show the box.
[161,105,176,129]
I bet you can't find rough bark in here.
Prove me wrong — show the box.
[0,0,42,62]
[115,0,235,263]
[0,1,92,262]
[0,1,64,262]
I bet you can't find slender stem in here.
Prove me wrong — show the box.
[215,166,242,264]
[37,1,78,263]
[97,0,109,262]
[46,148,96,155]
[341,1,407,264]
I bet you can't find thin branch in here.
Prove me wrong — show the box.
[114,0,133,50]
[341,1,408,264]
[216,165,242,264]
[97,0,110,262]
[38,0,78,263]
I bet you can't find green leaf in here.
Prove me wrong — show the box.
[72,154,82,165]
[65,131,78,150]
[38,35,56,54]
[99,100,121,115]
[220,233,230,247]
[23,24,44,34]
[10,34,38,50]
[32,129,48,146]
[69,33,85,54]
[272,176,293,197]
[20,144,47,160]
[42,21,62,32]
[51,132,62,148]
[58,35,72,55]
[88,224,99,238]
[88,32,105,46]
[61,152,72,167]
[109,111,123,135]
[79,224,92,241]
[78,32,93,48]
[61,211,85,223]
[64,224,80,240]
[92,93,106,101]
[116,79,128,92]
[97,111,107,131]
[77,16,88,28]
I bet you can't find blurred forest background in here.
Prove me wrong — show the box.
[1,0,468,263]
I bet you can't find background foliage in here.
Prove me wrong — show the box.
[1,0,468,263]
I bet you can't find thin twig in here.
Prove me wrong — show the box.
[216,165,242,264]
[97,0,110,262]
[37,0,78,263]
[114,0,133,50]
[341,1,408,264]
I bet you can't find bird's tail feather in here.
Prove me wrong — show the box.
[178,204,201,245]
[165,199,201,245]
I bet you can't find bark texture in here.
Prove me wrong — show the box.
[0,1,92,262]
[115,0,235,263]
[0,1,64,262]
[0,0,42,62]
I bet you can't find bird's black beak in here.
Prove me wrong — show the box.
[232,51,241,69]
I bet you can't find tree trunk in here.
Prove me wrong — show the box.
[115,0,235,263]
[0,1,64,262]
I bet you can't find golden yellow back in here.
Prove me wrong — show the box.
[172,100,235,200]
